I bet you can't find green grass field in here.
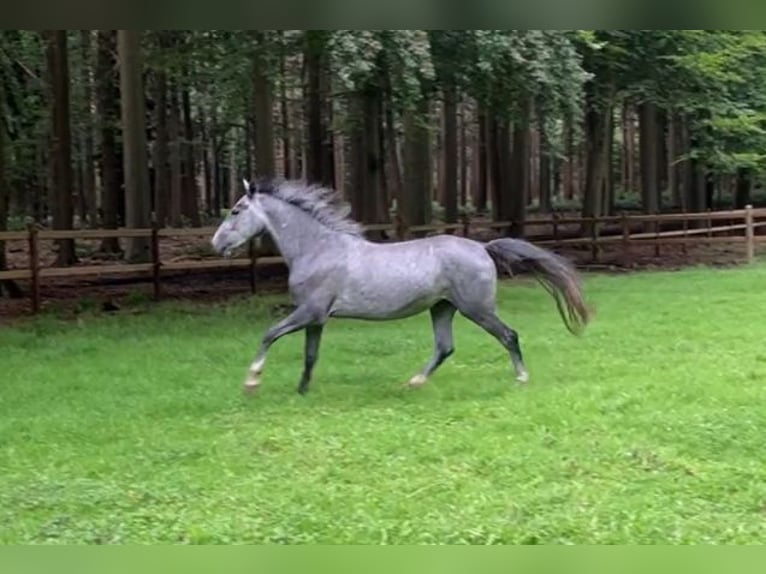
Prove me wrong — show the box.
[2,264,766,544]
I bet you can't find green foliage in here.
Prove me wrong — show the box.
[468,30,587,124]
[328,30,434,108]
[0,31,47,199]
[3,266,766,542]
[581,30,766,174]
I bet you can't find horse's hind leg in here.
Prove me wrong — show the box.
[297,325,323,395]
[409,300,457,387]
[459,308,529,383]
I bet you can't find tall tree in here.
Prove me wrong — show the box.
[78,30,97,228]
[429,31,461,226]
[538,124,552,213]
[181,78,200,226]
[117,29,151,262]
[252,32,275,178]
[639,101,659,214]
[304,30,328,184]
[168,82,183,225]
[95,30,121,253]
[403,97,432,230]
[151,32,170,226]
[43,30,77,265]
[475,106,488,213]
[0,77,8,281]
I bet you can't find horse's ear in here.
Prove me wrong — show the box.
[244,179,255,198]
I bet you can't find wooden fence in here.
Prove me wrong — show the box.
[2,205,766,314]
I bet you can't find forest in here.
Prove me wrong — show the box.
[2,30,766,272]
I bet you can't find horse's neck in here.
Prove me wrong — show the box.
[261,197,343,266]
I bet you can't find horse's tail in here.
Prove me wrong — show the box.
[484,238,591,335]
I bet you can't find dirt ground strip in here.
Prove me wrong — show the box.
[0,223,752,320]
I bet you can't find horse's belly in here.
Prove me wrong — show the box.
[330,265,447,320]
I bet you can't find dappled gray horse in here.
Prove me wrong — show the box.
[211,178,590,394]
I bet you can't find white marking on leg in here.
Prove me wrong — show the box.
[516,370,529,384]
[249,357,265,376]
[408,374,428,387]
[244,358,265,392]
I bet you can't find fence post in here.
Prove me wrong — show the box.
[396,212,408,241]
[28,223,40,314]
[461,212,470,238]
[552,213,559,248]
[621,212,630,260]
[151,223,161,300]
[248,239,257,294]
[654,211,661,258]
[745,204,755,263]
[590,218,599,262]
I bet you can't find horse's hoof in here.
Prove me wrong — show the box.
[243,379,261,394]
[516,371,529,384]
[407,374,428,388]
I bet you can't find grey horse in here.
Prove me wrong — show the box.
[211,178,590,395]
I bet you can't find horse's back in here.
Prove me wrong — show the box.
[329,235,496,319]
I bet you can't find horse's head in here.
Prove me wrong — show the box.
[211,179,269,257]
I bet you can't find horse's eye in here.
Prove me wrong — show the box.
[230,209,240,216]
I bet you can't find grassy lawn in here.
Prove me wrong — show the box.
[2,264,766,544]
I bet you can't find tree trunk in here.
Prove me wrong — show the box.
[213,143,223,215]
[678,114,691,212]
[667,112,679,208]
[604,105,615,215]
[321,66,335,188]
[656,108,668,198]
[582,85,612,233]
[181,84,200,226]
[383,74,403,223]
[403,98,432,231]
[244,115,254,178]
[198,107,213,218]
[168,83,183,226]
[79,30,97,228]
[95,30,121,253]
[639,101,659,215]
[280,35,292,180]
[442,82,459,226]
[489,114,511,223]
[459,101,469,210]
[735,167,751,209]
[44,30,77,265]
[253,33,275,178]
[476,106,488,213]
[376,96,389,221]
[564,120,575,200]
[539,128,552,213]
[349,87,386,226]
[152,42,170,226]
[229,138,238,206]
[623,102,636,196]
[304,30,324,183]
[0,109,20,297]
[689,160,708,213]
[509,102,531,237]
[117,29,151,262]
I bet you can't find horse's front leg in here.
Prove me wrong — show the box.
[244,305,324,393]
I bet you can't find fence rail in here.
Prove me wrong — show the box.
[1,205,764,314]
